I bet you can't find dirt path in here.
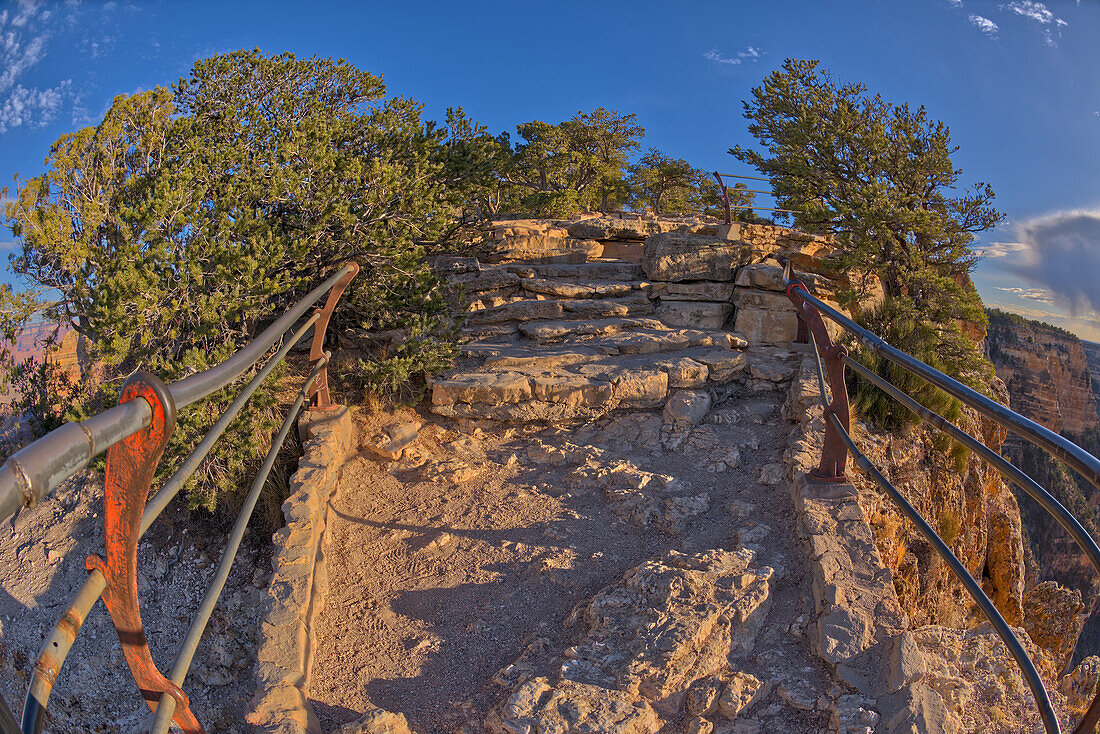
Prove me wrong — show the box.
[311,367,836,733]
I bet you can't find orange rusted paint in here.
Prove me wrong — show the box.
[308,262,359,409]
[85,373,204,734]
[786,279,850,482]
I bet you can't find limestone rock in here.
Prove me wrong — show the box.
[732,289,799,346]
[757,463,784,485]
[487,677,660,734]
[655,300,733,330]
[650,281,736,302]
[696,351,748,383]
[1023,581,1085,675]
[520,277,635,299]
[664,390,713,426]
[492,235,603,263]
[363,421,421,461]
[716,672,762,720]
[1060,655,1100,718]
[642,232,748,282]
[659,357,710,388]
[334,708,413,734]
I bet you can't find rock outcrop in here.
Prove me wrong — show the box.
[486,548,775,734]
[985,308,1099,436]
[1084,339,1100,419]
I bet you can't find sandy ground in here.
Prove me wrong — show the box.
[0,471,270,734]
[310,384,834,733]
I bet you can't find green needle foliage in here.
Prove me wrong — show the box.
[507,108,644,216]
[4,50,490,509]
[627,148,749,217]
[732,59,1002,427]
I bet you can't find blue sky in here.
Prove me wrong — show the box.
[1,0,1099,340]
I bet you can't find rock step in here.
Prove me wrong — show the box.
[430,347,753,422]
[451,261,645,288]
[517,317,667,342]
[465,297,653,326]
[510,325,747,355]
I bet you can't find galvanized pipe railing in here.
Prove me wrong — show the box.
[3,263,358,734]
[782,258,1100,734]
[712,171,804,225]
[0,263,359,524]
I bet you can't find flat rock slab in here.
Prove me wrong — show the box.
[655,300,733,330]
[642,232,750,282]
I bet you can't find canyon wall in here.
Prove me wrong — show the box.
[985,308,1099,437]
[1084,340,1100,420]
[984,308,1100,665]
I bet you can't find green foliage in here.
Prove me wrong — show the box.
[626,149,746,216]
[4,49,481,509]
[848,297,993,431]
[507,108,644,215]
[938,508,961,547]
[734,59,1003,428]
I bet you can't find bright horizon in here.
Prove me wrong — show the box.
[1,0,1098,340]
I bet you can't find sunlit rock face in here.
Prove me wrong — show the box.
[985,310,1099,437]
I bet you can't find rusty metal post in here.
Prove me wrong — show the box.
[713,171,732,225]
[84,372,204,733]
[307,262,360,409]
[783,266,849,482]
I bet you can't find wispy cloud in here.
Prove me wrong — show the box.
[0,0,76,134]
[995,286,1061,306]
[974,240,1028,259]
[704,46,764,66]
[968,13,1000,37]
[1004,1,1067,45]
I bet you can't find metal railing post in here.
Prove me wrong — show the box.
[307,262,359,409]
[83,372,204,733]
[713,171,733,225]
[783,260,849,481]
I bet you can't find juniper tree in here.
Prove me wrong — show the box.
[731,59,1004,426]
[508,108,644,216]
[4,50,479,508]
[627,149,750,216]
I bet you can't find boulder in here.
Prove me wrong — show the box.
[1023,581,1086,675]
[363,421,422,461]
[642,232,748,282]
[658,357,710,388]
[664,390,712,426]
[335,708,413,734]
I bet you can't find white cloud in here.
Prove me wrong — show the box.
[946,0,963,5]
[995,286,1061,306]
[1001,209,1100,318]
[974,240,1028,258]
[704,46,764,66]
[968,13,1000,36]
[1004,1,1067,45]
[1006,1,1058,24]
[0,0,80,135]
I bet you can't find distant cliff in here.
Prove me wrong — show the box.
[985,309,1099,436]
[984,308,1100,604]
[1084,340,1100,420]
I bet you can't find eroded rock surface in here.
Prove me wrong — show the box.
[487,548,774,733]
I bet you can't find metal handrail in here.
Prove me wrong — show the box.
[782,259,1100,733]
[6,263,358,734]
[0,263,357,523]
[148,357,328,733]
[711,171,804,224]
